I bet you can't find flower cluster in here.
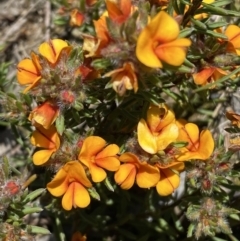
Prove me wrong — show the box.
[10,0,240,240]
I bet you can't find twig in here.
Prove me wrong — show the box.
[44,0,51,41]
[0,0,43,50]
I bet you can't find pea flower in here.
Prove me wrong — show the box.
[104,62,138,96]
[114,152,160,189]
[137,104,179,154]
[176,123,214,161]
[155,161,184,196]
[39,39,71,65]
[30,125,60,165]
[193,67,227,86]
[106,0,134,24]
[78,136,120,182]
[70,9,84,27]
[47,161,92,210]
[71,232,87,241]
[29,101,60,129]
[17,52,42,93]
[136,11,191,68]
[224,25,240,55]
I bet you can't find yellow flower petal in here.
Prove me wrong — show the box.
[68,162,92,188]
[47,168,68,196]
[96,144,119,158]
[137,119,158,154]
[73,182,91,208]
[30,125,59,149]
[178,123,200,151]
[198,130,214,159]
[119,152,139,163]
[154,39,191,66]
[33,149,55,165]
[114,163,136,189]
[39,39,69,64]
[136,11,190,68]
[29,101,59,129]
[156,168,180,196]
[89,163,106,182]
[136,163,160,188]
[155,123,179,151]
[147,105,175,133]
[225,25,240,48]
[95,157,120,171]
[79,136,106,167]
[62,182,74,210]
[193,68,215,85]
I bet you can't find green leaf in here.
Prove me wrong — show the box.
[22,207,43,215]
[104,177,115,192]
[187,223,195,238]
[191,18,207,30]
[22,188,46,203]
[2,156,10,179]
[28,225,51,235]
[56,114,65,135]
[207,22,227,29]
[88,187,100,201]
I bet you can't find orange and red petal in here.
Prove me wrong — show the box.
[29,101,59,129]
[17,59,41,85]
[193,68,215,85]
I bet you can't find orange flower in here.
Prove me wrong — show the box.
[71,232,87,241]
[224,25,240,55]
[137,104,179,154]
[114,152,160,189]
[176,123,214,161]
[136,11,191,68]
[104,62,138,96]
[106,0,134,24]
[17,52,42,93]
[70,9,85,26]
[47,161,92,210]
[29,101,60,129]
[193,67,227,86]
[39,39,71,65]
[78,136,120,182]
[155,161,184,196]
[30,125,60,165]
[93,16,111,56]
